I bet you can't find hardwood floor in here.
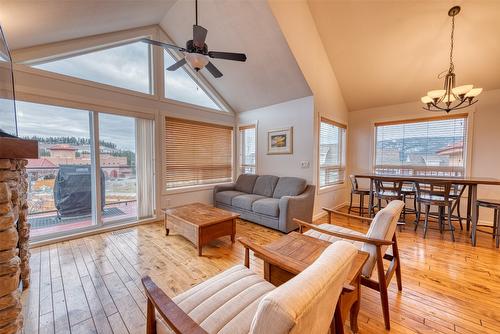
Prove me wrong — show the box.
[22,209,500,334]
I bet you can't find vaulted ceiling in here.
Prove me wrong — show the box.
[0,0,498,112]
[307,0,500,111]
[0,0,311,112]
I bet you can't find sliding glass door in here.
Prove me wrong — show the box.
[16,101,155,240]
[17,101,98,238]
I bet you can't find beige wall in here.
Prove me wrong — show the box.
[268,0,350,217]
[348,88,500,222]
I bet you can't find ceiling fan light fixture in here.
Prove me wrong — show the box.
[185,53,209,71]
[421,6,482,113]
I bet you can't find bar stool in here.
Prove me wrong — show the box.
[414,181,455,241]
[374,179,403,211]
[348,175,371,216]
[472,199,500,247]
[401,182,417,223]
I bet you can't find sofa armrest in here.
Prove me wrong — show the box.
[213,183,236,205]
[278,185,315,233]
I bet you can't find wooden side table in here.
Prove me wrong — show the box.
[162,203,240,256]
[240,232,368,334]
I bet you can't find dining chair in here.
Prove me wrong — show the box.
[348,175,371,216]
[142,241,358,334]
[414,181,455,241]
[472,199,500,247]
[295,200,405,330]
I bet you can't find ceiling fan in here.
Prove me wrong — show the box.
[141,0,247,78]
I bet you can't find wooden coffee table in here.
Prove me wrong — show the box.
[162,203,240,256]
[240,232,368,333]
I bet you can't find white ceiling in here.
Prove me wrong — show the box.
[160,0,312,112]
[0,1,177,50]
[0,0,312,112]
[308,0,500,111]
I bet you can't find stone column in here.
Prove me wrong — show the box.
[0,137,37,334]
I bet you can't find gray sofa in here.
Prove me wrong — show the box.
[214,174,315,233]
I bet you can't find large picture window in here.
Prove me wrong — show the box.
[319,118,346,188]
[164,51,221,110]
[165,117,233,188]
[239,124,256,174]
[374,114,468,176]
[31,40,152,94]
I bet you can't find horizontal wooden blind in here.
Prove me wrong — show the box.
[319,117,346,187]
[165,117,233,188]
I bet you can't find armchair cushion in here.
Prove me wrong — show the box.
[252,198,280,217]
[304,224,364,249]
[232,194,266,211]
[361,200,404,277]
[251,241,358,334]
[234,174,259,193]
[252,175,279,197]
[272,177,307,199]
[215,191,246,205]
[157,265,275,334]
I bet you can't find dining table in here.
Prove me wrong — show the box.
[353,173,500,242]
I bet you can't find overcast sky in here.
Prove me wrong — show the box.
[8,40,219,149]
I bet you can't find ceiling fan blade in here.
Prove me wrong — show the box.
[166,58,187,71]
[140,38,186,52]
[208,51,247,62]
[205,62,223,78]
[193,25,208,48]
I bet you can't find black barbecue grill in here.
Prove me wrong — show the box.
[53,165,105,219]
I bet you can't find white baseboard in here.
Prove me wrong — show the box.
[313,201,348,221]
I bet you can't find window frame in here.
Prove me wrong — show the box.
[238,123,258,175]
[318,117,347,190]
[372,113,471,177]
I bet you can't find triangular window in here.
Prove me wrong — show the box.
[32,41,151,94]
[164,51,221,110]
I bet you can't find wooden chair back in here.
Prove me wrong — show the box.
[415,180,452,201]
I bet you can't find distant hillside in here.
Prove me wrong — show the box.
[377,136,462,161]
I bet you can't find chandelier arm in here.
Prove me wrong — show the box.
[450,99,479,110]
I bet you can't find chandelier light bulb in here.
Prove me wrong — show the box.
[421,96,433,104]
[427,90,446,99]
[452,85,473,96]
[465,88,483,98]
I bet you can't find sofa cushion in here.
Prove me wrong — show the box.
[234,174,259,193]
[252,198,280,217]
[232,194,266,211]
[252,175,279,197]
[215,190,246,205]
[273,177,307,199]
[157,265,275,334]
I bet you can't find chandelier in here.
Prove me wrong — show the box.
[421,6,482,113]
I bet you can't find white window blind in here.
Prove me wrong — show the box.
[239,125,256,174]
[319,118,346,187]
[374,114,468,177]
[165,117,233,189]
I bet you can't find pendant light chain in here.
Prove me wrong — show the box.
[195,0,198,26]
[449,14,455,73]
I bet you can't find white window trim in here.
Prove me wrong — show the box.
[237,121,258,176]
[370,111,474,177]
[317,116,347,191]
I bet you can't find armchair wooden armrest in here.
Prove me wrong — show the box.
[142,276,208,334]
[238,237,303,275]
[322,207,373,223]
[293,219,393,246]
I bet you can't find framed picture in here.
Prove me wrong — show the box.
[267,127,293,155]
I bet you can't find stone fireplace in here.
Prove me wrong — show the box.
[0,137,37,333]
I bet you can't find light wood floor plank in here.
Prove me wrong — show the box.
[22,210,500,333]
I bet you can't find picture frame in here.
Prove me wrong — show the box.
[267,127,293,155]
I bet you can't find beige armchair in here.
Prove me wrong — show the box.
[142,240,358,334]
[295,200,405,330]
